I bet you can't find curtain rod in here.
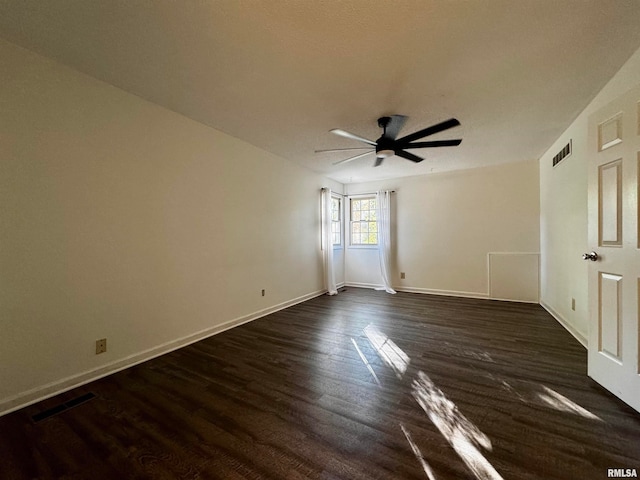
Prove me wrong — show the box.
[348,190,396,196]
[321,188,396,196]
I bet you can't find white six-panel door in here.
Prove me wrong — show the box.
[587,83,640,413]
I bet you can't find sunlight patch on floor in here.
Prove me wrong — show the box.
[412,371,504,480]
[400,423,438,480]
[463,350,494,363]
[363,324,410,378]
[491,375,528,403]
[536,385,602,421]
[483,373,603,422]
[350,338,381,386]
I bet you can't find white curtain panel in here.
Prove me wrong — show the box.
[321,188,338,295]
[376,190,396,294]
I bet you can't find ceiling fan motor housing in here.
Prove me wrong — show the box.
[376,117,395,157]
[376,141,395,158]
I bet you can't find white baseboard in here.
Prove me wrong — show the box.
[394,285,490,300]
[345,282,539,303]
[0,289,326,417]
[486,296,540,304]
[540,301,588,348]
[344,281,384,290]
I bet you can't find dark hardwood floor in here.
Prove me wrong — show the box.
[1,288,639,479]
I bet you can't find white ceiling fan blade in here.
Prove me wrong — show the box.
[332,150,374,165]
[330,129,377,146]
[315,147,372,153]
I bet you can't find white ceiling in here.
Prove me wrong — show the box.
[2,1,640,184]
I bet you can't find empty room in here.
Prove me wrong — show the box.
[2,1,640,479]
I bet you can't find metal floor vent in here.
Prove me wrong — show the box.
[31,392,96,423]
[552,140,572,167]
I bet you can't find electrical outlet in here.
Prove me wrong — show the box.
[261,289,265,297]
[571,298,576,311]
[95,338,107,355]
[400,272,406,279]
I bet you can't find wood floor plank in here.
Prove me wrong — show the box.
[1,287,639,479]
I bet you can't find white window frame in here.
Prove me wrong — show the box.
[349,195,378,248]
[331,195,343,248]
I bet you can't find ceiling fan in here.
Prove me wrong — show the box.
[317,115,462,167]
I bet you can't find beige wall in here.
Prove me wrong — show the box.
[345,160,540,300]
[333,246,346,287]
[539,46,640,346]
[0,39,340,414]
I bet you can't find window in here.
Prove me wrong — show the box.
[350,197,377,245]
[331,196,342,246]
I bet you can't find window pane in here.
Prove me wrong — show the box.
[348,196,379,245]
[331,198,340,221]
[333,223,341,244]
